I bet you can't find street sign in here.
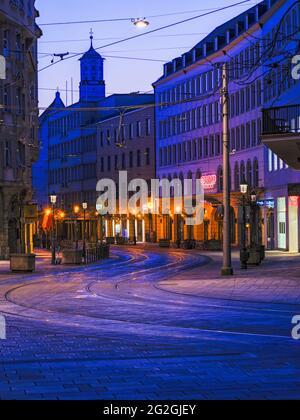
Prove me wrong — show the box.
[0,55,5,80]
[256,199,275,209]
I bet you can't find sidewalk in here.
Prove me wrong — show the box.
[0,250,65,281]
[157,250,300,305]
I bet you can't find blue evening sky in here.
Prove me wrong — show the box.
[36,0,260,109]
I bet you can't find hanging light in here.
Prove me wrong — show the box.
[82,202,88,211]
[132,18,149,28]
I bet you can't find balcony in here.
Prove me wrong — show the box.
[262,105,300,170]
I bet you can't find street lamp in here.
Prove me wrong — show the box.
[250,191,257,203]
[96,203,104,245]
[74,205,80,250]
[132,210,137,245]
[82,202,88,264]
[50,192,57,265]
[132,18,149,28]
[175,206,182,249]
[240,180,249,270]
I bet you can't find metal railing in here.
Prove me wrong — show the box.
[262,105,300,135]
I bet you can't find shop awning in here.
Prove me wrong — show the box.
[204,195,222,206]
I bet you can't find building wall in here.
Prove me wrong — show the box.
[97,106,155,187]
[153,0,300,250]
[96,106,156,241]
[262,0,300,251]
[0,0,41,259]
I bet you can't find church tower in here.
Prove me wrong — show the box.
[79,31,105,101]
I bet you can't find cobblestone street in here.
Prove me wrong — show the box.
[0,247,300,400]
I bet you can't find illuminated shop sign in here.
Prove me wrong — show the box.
[289,196,300,207]
[257,199,275,209]
[200,174,217,191]
[0,55,5,80]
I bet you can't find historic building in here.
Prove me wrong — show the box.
[0,0,41,259]
[34,34,154,244]
[96,104,155,242]
[153,0,300,251]
[261,0,300,251]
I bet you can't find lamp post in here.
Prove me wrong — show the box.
[82,202,88,264]
[96,203,104,245]
[175,206,182,249]
[50,192,57,265]
[240,180,249,270]
[74,205,80,250]
[132,210,137,245]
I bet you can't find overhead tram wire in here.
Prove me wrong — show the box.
[37,4,258,26]
[38,0,252,72]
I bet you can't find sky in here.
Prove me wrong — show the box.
[36,0,260,109]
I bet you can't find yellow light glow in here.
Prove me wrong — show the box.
[74,206,80,214]
[133,18,149,29]
[45,209,51,216]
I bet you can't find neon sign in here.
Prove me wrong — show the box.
[200,174,217,190]
[257,199,275,209]
[289,196,299,207]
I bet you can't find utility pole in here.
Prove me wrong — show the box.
[221,62,233,276]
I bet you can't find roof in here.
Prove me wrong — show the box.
[154,0,280,85]
[80,36,103,61]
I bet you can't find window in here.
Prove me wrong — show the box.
[253,159,259,188]
[145,148,150,165]
[146,119,151,136]
[137,121,142,137]
[137,150,141,167]
[268,149,273,172]
[240,161,246,183]
[247,160,252,186]
[4,141,12,167]
[129,152,134,168]
[217,167,223,192]
[234,163,240,191]
[129,123,134,139]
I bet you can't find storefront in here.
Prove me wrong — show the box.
[262,184,300,253]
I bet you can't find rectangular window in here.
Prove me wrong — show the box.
[137,121,142,137]
[268,149,273,172]
[146,119,151,136]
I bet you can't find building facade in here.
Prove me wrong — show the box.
[0,0,41,259]
[34,35,154,245]
[153,0,300,251]
[262,0,300,251]
[96,105,155,242]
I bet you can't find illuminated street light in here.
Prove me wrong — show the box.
[74,205,80,250]
[240,181,248,195]
[49,192,57,265]
[132,18,149,28]
[240,180,249,270]
[82,202,88,264]
[96,203,104,244]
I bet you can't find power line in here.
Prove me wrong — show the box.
[38,0,252,73]
[37,4,257,26]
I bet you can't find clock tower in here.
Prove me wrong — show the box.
[79,31,105,101]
